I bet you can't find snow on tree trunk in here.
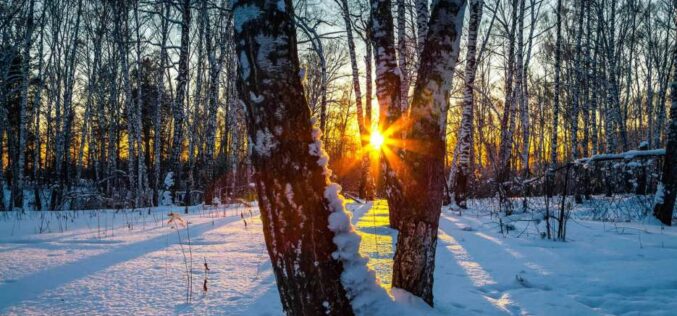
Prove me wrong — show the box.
[454,0,483,209]
[234,1,387,314]
[370,0,407,229]
[392,0,466,306]
[653,1,677,226]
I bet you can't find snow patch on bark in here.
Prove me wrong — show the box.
[654,183,665,205]
[309,126,393,314]
[255,34,289,73]
[253,129,278,157]
[276,0,285,12]
[239,51,251,80]
[233,4,261,32]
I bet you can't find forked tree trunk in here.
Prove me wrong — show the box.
[654,0,677,226]
[234,1,383,314]
[391,0,466,306]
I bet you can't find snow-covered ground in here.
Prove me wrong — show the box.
[1,197,676,315]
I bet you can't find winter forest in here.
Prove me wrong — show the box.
[1,0,677,314]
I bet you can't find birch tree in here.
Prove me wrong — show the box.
[336,0,374,200]
[653,0,677,226]
[169,0,191,204]
[454,0,483,208]
[13,0,35,209]
[372,0,465,305]
[371,0,407,228]
[233,0,383,313]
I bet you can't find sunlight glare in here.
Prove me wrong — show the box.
[370,131,385,149]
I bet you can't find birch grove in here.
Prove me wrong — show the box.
[1,0,676,312]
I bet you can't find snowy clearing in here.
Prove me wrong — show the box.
[1,199,676,315]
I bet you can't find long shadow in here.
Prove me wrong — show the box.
[0,216,240,311]
[436,214,603,315]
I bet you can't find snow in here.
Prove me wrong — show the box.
[160,172,175,206]
[655,183,665,205]
[1,197,677,315]
[233,4,261,33]
[576,148,666,164]
[275,0,285,12]
[239,51,251,80]
[310,125,393,314]
[253,129,278,157]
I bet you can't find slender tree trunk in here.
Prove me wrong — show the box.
[115,1,138,207]
[572,0,584,203]
[170,0,191,204]
[133,1,147,206]
[515,0,527,178]
[53,0,83,209]
[454,0,483,208]
[653,0,677,226]
[153,1,170,206]
[77,18,104,183]
[397,0,409,112]
[14,0,35,209]
[338,0,374,200]
[498,0,518,186]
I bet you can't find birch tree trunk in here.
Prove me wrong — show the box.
[204,1,230,205]
[415,0,429,58]
[454,0,483,209]
[397,0,409,112]
[53,0,83,209]
[153,1,170,206]
[515,0,527,178]
[114,1,138,207]
[13,0,35,209]
[497,0,518,186]
[233,1,384,314]
[337,0,374,200]
[170,0,191,204]
[551,0,562,169]
[133,1,147,205]
[392,0,466,306]
[572,0,584,203]
[371,0,407,229]
[653,0,677,226]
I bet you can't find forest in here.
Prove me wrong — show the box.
[0,0,676,315]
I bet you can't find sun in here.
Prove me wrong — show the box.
[370,130,385,150]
